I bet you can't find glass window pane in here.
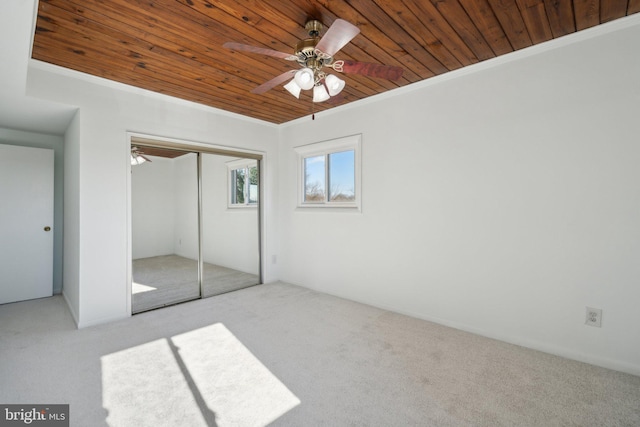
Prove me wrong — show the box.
[304,155,325,202]
[328,150,355,202]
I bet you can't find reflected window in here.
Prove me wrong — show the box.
[228,159,258,207]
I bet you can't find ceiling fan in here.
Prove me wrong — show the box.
[223,19,404,103]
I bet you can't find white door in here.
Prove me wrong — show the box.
[0,144,54,304]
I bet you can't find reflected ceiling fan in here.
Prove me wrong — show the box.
[131,146,152,166]
[224,19,403,103]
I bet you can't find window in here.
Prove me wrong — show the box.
[295,134,361,209]
[228,159,258,207]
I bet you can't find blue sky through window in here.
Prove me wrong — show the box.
[329,150,355,200]
[304,156,325,201]
[304,150,355,203]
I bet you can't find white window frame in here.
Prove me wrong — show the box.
[227,158,258,209]
[294,134,362,210]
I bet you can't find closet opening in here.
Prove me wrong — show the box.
[129,139,262,314]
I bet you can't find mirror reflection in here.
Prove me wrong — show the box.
[131,146,260,313]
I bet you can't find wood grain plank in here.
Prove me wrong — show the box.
[314,0,438,80]
[45,0,272,74]
[38,2,290,96]
[458,0,514,55]
[574,0,600,30]
[399,0,481,66]
[426,0,497,61]
[516,0,554,43]
[600,0,630,22]
[73,0,302,90]
[347,0,450,75]
[487,0,533,49]
[629,0,640,13]
[371,0,464,70]
[543,0,575,37]
[176,0,301,54]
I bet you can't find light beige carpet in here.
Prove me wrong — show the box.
[132,254,259,313]
[1,282,639,426]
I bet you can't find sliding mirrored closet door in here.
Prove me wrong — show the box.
[131,144,261,314]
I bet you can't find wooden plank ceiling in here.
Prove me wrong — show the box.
[32,0,639,124]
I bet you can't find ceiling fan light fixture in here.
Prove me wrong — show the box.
[131,146,151,166]
[131,154,147,166]
[284,78,301,98]
[313,84,330,103]
[325,74,345,96]
[295,68,315,90]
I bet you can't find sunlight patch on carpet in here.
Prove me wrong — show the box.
[101,338,208,426]
[101,323,299,426]
[171,323,300,426]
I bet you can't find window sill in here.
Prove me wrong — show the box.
[296,204,361,213]
[227,205,258,210]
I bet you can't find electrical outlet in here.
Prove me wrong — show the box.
[585,307,602,327]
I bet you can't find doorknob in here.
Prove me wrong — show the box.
[44,226,51,232]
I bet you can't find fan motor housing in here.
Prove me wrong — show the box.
[295,38,333,69]
[305,20,323,36]
[294,20,334,69]
[295,38,319,58]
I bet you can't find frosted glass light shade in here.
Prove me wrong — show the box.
[313,84,330,103]
[284,79,301,98]
[131,155,147,165]
[294,68,315,90]
[325,74,345,96]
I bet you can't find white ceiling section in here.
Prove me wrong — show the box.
[0,0,76,135]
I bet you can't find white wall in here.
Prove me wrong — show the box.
[278,17,640,375]
[131,156,175,259]
[27,64,279,328]
[173,153,200,260]
[62,111,81,324]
